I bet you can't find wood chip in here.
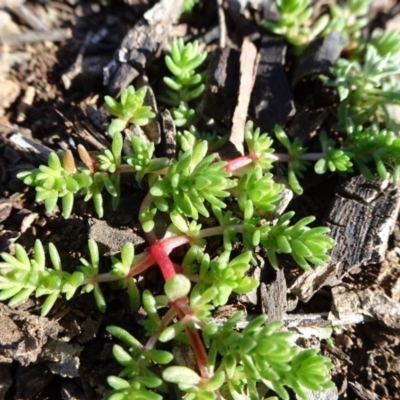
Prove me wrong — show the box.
[261,267,287,322]
[40,339,82,378]
[159,109,176,159]
[332,286,400,329]
[16,85,36,123]
[287,108,327,141]
[0,198,12,223]
[291,175,400,302]
[137,76,161,144]
[104,0,184,96]
[230,37,257,155]
[292,32,346,86]
[327,175,400,277]
[0,79,20,117]
[289,260,340,303]
[8,131,52,163]
[216,0,227,48]
[19,210,38,234]
[348,381,380,400]
[202,46,240,129]
[8,4,50,32]
[251,33,295,132]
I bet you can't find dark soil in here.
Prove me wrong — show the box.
[1,1,400,399]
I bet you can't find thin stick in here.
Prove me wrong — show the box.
[0,29,71,45]
[216,0,227,48]
[211,311,375,330]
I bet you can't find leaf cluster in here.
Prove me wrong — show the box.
[345,123,400,182]
[0,241,65,316]
[259,212,335,271]
[150,141,235,219]
[105,86,156,137]
[102,269,333,400]
[17,151,91,218]
[260,2,400,186]
[0,239,106,316]
[18,136,123,218]
[105,325,172,400]
[321,0,371,48]
[314,132,353,174]
[325,44,400,129]
[162,38,207,106]
[200,312,334,400]
[186,250,258,307]
[262,0,329,48]
[125,136,170,183]
[250,121,400,195]
[262,0,371,51]
[160,38,207,136]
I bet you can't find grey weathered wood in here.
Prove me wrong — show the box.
[326,175,400,278]
[290,174,400,302]
[8,131,52,163]
[137,77,161,144]
[348,382,380,400]
[251,33,295,132]
[332,286,400,329]
[260,267,287,322]
[289,261,340,303]
[103,0,183,97]
[159,109,176,159]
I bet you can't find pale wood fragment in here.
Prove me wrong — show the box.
[230,37,258,155]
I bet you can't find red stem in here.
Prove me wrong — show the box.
[127,251,156,279]
[184,325,210,379]
[149,242,178,281]
[147,241,210,378]
[174,299,210,379]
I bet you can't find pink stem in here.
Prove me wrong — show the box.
[224,154,255,172]
[159,235,192,254]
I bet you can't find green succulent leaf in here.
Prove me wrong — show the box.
[105,86,155,135]
[164,274,191,301]
[150,141,235,219]
[161,38,207,106]
[162,366,201,386]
